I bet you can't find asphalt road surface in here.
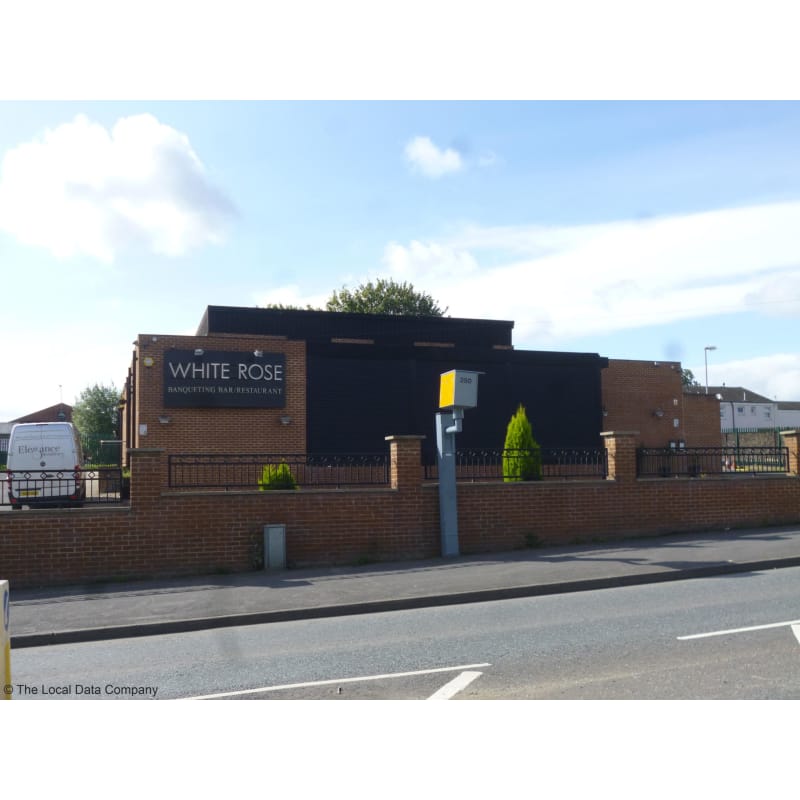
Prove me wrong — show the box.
[7,566,800,700]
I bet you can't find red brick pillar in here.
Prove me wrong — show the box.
[780,430,799,476]
[385,436,424,491]
[600,431,640,483]
[128,448,167,505]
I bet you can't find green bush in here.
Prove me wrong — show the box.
[258,462,298,491]
[502,404,542,482]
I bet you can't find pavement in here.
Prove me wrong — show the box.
[8,524,800,648]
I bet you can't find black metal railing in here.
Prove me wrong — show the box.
[168,453,390,490]
[81,435,122,465]
[637,447,789,478]
[1,467,127,508]
[423,447,608,482]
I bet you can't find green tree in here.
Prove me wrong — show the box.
[680,367,701,387]
[72,383,120,440]
[502,404,542,482]
[326,279,446,316]
[260,303,317,311]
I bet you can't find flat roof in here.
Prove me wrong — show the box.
[198,305,516,348]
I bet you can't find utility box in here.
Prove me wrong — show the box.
[439,370,481,410]
[263,524,287,570]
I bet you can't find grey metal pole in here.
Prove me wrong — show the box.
[704,345,716,394]
[435,411,460,557]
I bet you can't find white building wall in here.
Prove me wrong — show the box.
[777,408,800,429]
[720,400,777,431]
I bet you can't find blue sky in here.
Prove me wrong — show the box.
[1,99,799,420]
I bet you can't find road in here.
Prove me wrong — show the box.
[7,566,800,700]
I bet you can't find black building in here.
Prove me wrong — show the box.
[198,306,608,462]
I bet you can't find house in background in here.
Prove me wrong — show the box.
[10,403,73,424]
[777,401,800,430]
[708,386,777,432]
[685,385,800,448]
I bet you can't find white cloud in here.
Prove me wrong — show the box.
[0,113,235,263]
[383,240,479,280]
[744,270,800,317]
[404,136,464,178]
[377,201,800,344]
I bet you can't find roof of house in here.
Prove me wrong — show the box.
[684,386,774,404]
[11,403,73,424]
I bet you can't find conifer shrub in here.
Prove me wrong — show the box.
[502,404,542,481]
[258,462,298,490]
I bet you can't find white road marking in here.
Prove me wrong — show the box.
[427,670,483,700]
[792,624,800,647]
[678,619,800,640]
[183,662,491,700]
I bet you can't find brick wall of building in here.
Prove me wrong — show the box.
[683,392,724,447]
[129,333,307,456]
[1,432,799,589]
[601,359,723,448]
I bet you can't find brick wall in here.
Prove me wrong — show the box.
[601,359,723,448]
[458,431,800,553]
[2,432,799,588]
[602,359,685,446]
[682,392,724,447]
[130,333,307,455]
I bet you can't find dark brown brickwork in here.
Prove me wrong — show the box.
[130,333,306,456]
[2,433,799,588]
[683,392,725,447]
[601,359,686,446]
[601,359,721,447]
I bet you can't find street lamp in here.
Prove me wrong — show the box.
[704,345,717,394]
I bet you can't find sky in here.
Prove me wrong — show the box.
[1,8,800,421]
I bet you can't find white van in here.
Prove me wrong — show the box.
[6,422,85,509]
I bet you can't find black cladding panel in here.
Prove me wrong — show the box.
[307,351,418,455]
[307,343,606,461]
